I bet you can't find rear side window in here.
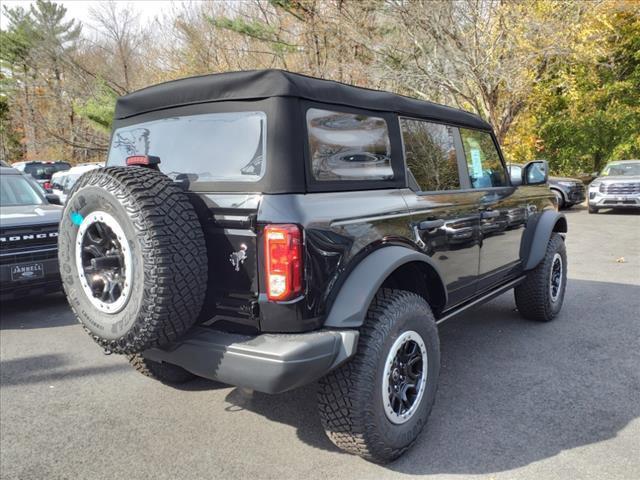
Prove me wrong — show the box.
[108,111,266,182]
[400,118,461,191]
[306,108,393,181]
[459,129,508,188]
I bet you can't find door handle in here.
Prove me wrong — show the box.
[480,210,500,219]
[418,219,445,230]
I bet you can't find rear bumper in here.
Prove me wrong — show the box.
[144,327,359,394]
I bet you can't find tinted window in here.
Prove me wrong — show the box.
[460,129,508,188]
[0,175,44,206]
[307,108,392,181]
[400,118,461,191]
[108,111,266,182]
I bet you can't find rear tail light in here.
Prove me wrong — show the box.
[43,181,52,190]
[264,224,303,301]
[126,155,160,167]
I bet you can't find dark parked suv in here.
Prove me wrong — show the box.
[508,163,585,209]
[12,160,71,192]
[58,70,568,463]
[1,166,62,300]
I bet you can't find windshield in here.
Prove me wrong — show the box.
[600,162,640,177]
[0,174,45,206]
[108,111,266,183]
[24,163,70,180]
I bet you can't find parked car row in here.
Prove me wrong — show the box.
[508,162,586,210]
[51,163,104,203]
[0,156,637,302]
[508,159,640,213]
[0,161,104,300]
[12,160,71,192]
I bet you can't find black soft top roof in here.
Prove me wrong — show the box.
[115,69,492,131]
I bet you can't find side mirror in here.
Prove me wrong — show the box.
[522,160,548,185]
[45,193,62,205]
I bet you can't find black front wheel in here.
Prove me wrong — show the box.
[317,289,440,463]
[515,233,567,322]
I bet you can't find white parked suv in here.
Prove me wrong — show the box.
[51,163,103,203]
[588,160,640,214]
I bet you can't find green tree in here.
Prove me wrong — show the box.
[73,81,118,133]
[508,5,639,174]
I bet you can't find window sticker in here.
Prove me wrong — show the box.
[470,148,483,178]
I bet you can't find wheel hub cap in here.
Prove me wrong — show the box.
[549,253,563,302]
[75,211,132,314]
[382,330,428,424]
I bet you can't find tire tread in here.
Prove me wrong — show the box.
[62,167,207,354]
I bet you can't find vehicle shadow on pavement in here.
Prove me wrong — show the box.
[224,278,640,474]
[0,353,129,387]
[0,293,77,329]
[224,384,342,453]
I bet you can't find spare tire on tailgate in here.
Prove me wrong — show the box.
[58,166,207,354]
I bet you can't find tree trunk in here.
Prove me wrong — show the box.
[22,66,38,159]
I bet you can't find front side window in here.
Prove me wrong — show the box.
[0,175,44,206]
[460,129,508,188]
[400,118,461,191]
[108,111,266,182]
[307,108,393,181]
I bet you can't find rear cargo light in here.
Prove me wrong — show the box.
[126,155,160,166]
[264,224,303,301]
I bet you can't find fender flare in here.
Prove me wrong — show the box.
[520,210,567,271]
[324,246,447,328]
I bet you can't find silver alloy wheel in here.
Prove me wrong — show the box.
[382,330,428,424]
[75,211,132,314]
[549,252,563,303]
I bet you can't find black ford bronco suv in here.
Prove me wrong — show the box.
[59,70,567,463]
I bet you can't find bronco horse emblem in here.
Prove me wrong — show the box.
[229,244,248,272]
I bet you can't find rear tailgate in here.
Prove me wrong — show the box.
[194,193,261,332]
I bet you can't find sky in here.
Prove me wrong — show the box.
[0,1,197,28]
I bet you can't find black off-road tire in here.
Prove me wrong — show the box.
[59,166,208,354]
[515,233,567,322]
[128,354,196,384]
[317,289,440,464]
[588,204,599,214]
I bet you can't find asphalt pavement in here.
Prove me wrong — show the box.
[1,206,639,480]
